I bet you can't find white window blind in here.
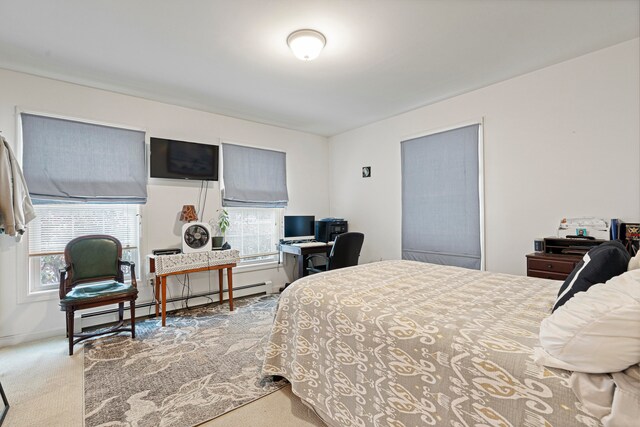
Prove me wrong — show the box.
[29,204,139,255]
[221,143,288,208]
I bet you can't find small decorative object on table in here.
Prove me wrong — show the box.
[212,209,230,248]
[534,238,545,252]
[179,205,198,222]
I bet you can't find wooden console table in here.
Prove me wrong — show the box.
[149,255,236,327]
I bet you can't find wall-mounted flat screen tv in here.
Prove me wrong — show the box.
[150,137,219,181]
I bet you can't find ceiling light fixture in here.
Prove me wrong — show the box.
[287,29,326,61]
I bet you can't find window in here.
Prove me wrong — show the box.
[28,204,140,293]
[220,142,288,265]
[401,123,483,269]
[225,207,282,264]
[20,111,146,295]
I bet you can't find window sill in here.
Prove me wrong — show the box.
[18,287,58,304]
[233,260,280,274]
[18,263,277,305]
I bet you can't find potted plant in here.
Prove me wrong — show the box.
[212,209,229,248]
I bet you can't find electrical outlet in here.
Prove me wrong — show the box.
[265,280,277,294]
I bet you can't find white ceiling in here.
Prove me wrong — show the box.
[0,0,638,136]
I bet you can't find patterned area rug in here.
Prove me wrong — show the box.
[84,294,286,427]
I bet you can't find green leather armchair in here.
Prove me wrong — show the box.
[59,235,138,355]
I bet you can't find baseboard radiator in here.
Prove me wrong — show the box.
[80,281,269,320]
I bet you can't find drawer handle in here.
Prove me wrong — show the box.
[547,264,553,269]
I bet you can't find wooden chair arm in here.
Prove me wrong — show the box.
[119,260,137,287]
[59,265,71,300]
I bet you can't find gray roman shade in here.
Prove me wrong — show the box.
[21,113,147,203]
[401,124,481,269]
[221,143,288,208]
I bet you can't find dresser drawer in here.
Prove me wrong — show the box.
[527,269,569,281]
[527,258,576,274]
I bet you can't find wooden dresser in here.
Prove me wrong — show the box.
[526,252,582,281]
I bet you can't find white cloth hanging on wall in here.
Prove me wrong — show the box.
[0,136,35,238]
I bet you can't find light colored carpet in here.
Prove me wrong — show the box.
[0,337,84,427]
[0,309,326,427]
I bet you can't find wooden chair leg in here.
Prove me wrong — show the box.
[118,302,124,322]
[67,311,74,356]
[130,299,136,339]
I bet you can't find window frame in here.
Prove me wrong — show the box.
[400,119,485,270]
[26,203,141,298]
[15,108,146,304]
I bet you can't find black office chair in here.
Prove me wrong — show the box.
[307,232,364,274]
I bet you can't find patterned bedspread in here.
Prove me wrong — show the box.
[261,260,600,427]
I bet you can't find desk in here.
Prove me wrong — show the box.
[279,242,333,280]
[149,255,236,327]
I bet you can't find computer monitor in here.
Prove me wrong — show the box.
[284,215,315,241]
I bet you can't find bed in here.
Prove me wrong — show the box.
[261,260,600,427]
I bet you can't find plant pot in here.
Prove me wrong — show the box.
[212,236,224,248]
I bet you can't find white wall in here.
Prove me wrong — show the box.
[0,69,329,345]
[328,39,640,275]
[2,39,638,345]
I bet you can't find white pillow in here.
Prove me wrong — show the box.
[535,269,640,373]
[628,251,640,271]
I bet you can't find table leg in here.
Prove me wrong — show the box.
[296,254,304,280]
[154,275,160,318]
[218,269,223,304]
[161,276,167,327]
[227,267,234,311]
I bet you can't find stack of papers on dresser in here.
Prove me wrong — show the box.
[558,217,610,240]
